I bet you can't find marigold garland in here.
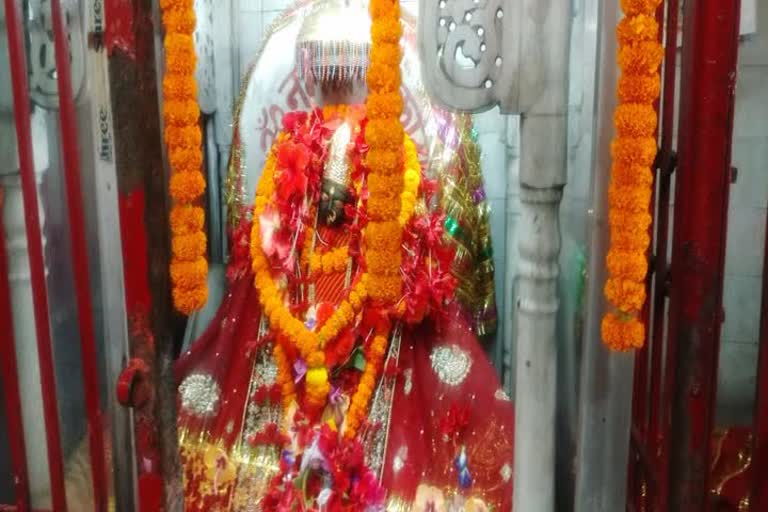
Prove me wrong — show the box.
[251,149,371,414]
[603,0,662,351]
[344,332,388,439]
[366,0,405,305]
[161,0,207,314]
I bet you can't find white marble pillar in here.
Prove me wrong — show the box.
[0,109,53,509]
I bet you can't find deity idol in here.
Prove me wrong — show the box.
[174,0,513,509]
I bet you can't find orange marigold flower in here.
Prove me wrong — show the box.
[366,250,402,274]
[369,0,399,19]
[618,74,661,104]
[618,41,664,75]
[168,147,203,173]
[602,312,645,351]
[367,63,402,93]
[165,124,202,150]
[614,104,658,138]
[366,148,404,175]
[368,171,404,197]
[368,275,402,303]
[162,7,196,34]
[604,277,646,313]
[172,231,207,261]
[170,172,206,203]
[620,0,661,17]
[611,162,654,188]
[610,230,651,253]
[366,119,405,150]
[366,92,403,119]
[170,258,208,288]
[611,137,657,167]
[159,0,194,10]
[370,43,401,69]
[608,182,652,213]
[163,74,197,101]
[616,14,659,46]
[365,220,402,248]
[163,99,199,127]
[172,285,208,315]
[371,18,403,44]
[606,249,649,282]
[170,205,205,234]
[608,208,652,230]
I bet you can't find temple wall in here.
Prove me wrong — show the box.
[716,0,768,426]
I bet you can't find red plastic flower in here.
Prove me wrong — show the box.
[282,111,308,133]
[275,141,310,201]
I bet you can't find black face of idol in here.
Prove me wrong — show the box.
[318,179,349,227]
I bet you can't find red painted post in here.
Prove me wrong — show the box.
[645,0,679,509]
[2,0,68,509]
[750,207,768,511]
[0,190,30,511]
[665,0,740,510]
[48,0,109,509]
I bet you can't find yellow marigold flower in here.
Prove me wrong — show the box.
[366,92,403,119]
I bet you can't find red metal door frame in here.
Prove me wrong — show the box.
[2,0,109,509]
[665,0,740,509]
[2,0,69,508]
[628,0,742,510]
[628,0,679,507]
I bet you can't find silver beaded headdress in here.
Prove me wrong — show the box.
[296,0,371,84]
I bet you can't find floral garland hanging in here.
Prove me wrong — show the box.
[365,0,405,305]
[161,0,208,314]
[602,0,663,351]
[250,124,420,420]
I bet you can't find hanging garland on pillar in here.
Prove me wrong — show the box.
[602,0,663,351]
[160,0,208,314]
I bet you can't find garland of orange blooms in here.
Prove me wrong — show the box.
[602,0,663,351]
[365,0,405,304]
[304,137,420,278]
[160,0,208,314]
[251,132,418,418]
